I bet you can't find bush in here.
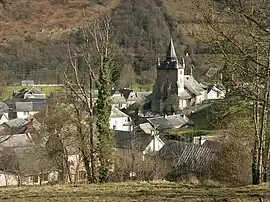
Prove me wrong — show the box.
[210,139,251,185]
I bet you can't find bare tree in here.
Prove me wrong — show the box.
[194,0,270,184]
[62,14,116,183]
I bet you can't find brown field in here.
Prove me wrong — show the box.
[0,181,269,202]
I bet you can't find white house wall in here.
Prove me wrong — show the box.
[0,113,9,124]
[195,92,207,105]
[0,171,58,187]
[16,111,39,119]
[112,103,128,109]
[143,135,165,155]
[110,117,132,131]
[207,89,225,100]
[179,99,187,110]
[0,172,18,186]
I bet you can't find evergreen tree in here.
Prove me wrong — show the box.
[96,55,115,182]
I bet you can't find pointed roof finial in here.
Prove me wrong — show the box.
[166,38,177,60]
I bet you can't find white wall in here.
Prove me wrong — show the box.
[179,99,187,110]
[195,91,207,105]
[0,171,58,187]
[0,172,18,186]
[109,117,132,131]
[112,103,128,109]
[0,113,9,124]
[143,135,165,155]
[207,89,225,100]
[16,111,39,119]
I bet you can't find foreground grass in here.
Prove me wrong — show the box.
[0,181,269,202]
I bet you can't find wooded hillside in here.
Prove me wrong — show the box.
[0,0,221,86]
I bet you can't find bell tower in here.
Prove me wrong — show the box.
[152,38,185,113]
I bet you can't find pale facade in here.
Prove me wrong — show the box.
[0,171,58,186]
[207,86,225,100]
[109,107,132,131]
[16,111,39,119]
[143,135,165,160]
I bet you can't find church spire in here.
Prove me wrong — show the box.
[166,38,177,60]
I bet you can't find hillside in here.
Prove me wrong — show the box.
[0,0,118,43]
[0,181,269,201]
[0,0,222,86]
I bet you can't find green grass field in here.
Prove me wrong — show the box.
[0,181,269,202]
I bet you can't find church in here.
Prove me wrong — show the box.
[151,39,207,113]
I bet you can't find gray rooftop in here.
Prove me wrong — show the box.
[184,75,205,96]
[5,118,29,129]
[176,144,218,171]
[138,123,154,135]
[15,102,33,112]
[110,107,130,118]
[147,114,189,130]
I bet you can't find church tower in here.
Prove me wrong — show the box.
[151,38,185,113]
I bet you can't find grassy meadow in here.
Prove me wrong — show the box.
[0,181,269,202]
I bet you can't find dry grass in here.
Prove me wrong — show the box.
[0,181,269,202]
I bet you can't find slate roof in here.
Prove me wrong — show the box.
[110,107,130,118]
[15,102,33,112]
[176,144,218,171]
[158,140,188,159]
[5,118,29,129]
[158,141,219,172]
[178,89,192,99]
[147,114,189,130]
[111,95,127,105]
[139,123,154,135]
[184,76,205,96]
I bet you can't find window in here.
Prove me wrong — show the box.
[41,173,49,181]
[79,171,87,180]
[113,125,116,129]
[23,111,30,115]
[33,174,38,183]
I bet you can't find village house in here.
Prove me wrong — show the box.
[111,90,128,109]
[120,89,151,107]
[207,85,226,100]
[151,39,208,113]
[110,107,132,131]
[147,114,192,131]
[0,118,57,186]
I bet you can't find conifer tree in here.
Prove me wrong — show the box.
[95,15,115,182]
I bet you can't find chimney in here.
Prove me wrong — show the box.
[190,65,194,77]
[182,58,186,69]
[199,136,202,145]
[157,57,160,66]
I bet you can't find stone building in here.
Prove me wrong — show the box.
[151,39,207,113]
